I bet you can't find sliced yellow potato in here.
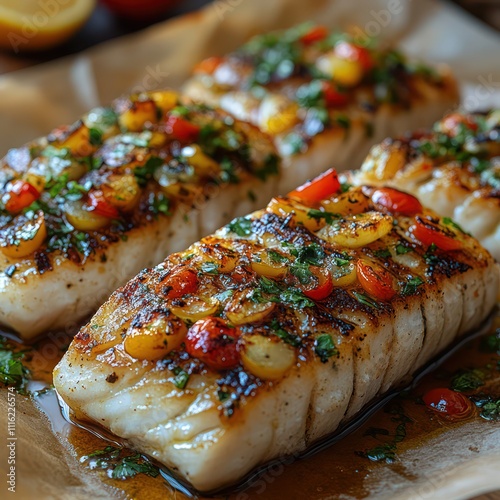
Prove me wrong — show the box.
[170,296,220,323]
[0,212,46,258]
[241,334,296,380]
[267,197,324,232]
[102,174,141,212]
[251,249,288,279]
[317,211,393,248]
[321,190,369,215]
[118,99,158,133]
[124,316,187,361]
[225,290,275,325]
[64,200,110,232]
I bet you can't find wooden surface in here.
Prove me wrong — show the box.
[0,1,498,499]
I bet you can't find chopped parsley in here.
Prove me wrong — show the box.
[200,261,219,275]
[340,182,352,193]
[314,334,338,363]
[296,80,324,108]
[218,390,230,402]
[172,367,190,390]
[332,252,351,267]
[282,132,306,155]
[357,402,411,463]
[271,319,301,347]
[253,276,315,309]
[401,276,424,296]
[88,127,104,146]
[268,249,289,264]
[395,243,412,255]
[219,157,240,184]
[227,217,252,237]
[293,243,325,266]
[374,248,391,259]
[307,209,338,225]
[471,396,500,421]
[442,217,469,235]
[450,368,486,392]
[81,446,159,480]
[0,336,31,394]
[134,156,164,186]
[148,192,171,216]
[352,291,379,309]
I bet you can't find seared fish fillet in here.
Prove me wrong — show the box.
[0,91,281,340]
[183,23,459,190]
[54,170,499,491]
[349,110,500,260]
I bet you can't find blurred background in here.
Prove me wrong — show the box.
[0,0,498,75]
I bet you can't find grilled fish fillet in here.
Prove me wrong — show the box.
[183,24,459,189]
[54,172,499,492]
[349,110,500,260]
[0,91,281,340]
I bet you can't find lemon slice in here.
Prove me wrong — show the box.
[0,0,95,52]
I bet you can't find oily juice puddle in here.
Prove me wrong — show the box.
[2,315,500,500]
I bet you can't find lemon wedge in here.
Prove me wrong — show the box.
[0,0,95,52]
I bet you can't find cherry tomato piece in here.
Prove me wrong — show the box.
[371,187,423,216]
[335,41,374,71]
[88,191,120,219]
[4,180,40,213]
[300,25,328,45]
[161,267,199,299]
[356,259,396,302]
[423,388,473,419]
[288,168,341,204]
[441,113,478,136]
[302,267,334,301]
[193,56,224,75]
[185,316,241,370]
[165,115,201,142]
[321,81,348,107]
[411,216,462,251]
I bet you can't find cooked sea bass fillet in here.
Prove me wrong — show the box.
[0,91,282,340]
[183,24,459,190]
[54,169,499,492]
[349,110,500,260]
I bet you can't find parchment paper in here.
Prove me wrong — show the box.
[0,0,499,499]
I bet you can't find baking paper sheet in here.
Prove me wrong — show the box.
[0,0,499,498]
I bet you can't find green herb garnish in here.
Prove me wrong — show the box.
[200,262,219,275]
[307,209,338,225]
[450,369,485,392]
[314,334,338,363]
[172,367,190,390]
[227,217,252,237]
[352,291,379,309]
[271,319,301,347]
[134,156,164,186]
[0,337,30,393]
[401,276,424,296]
